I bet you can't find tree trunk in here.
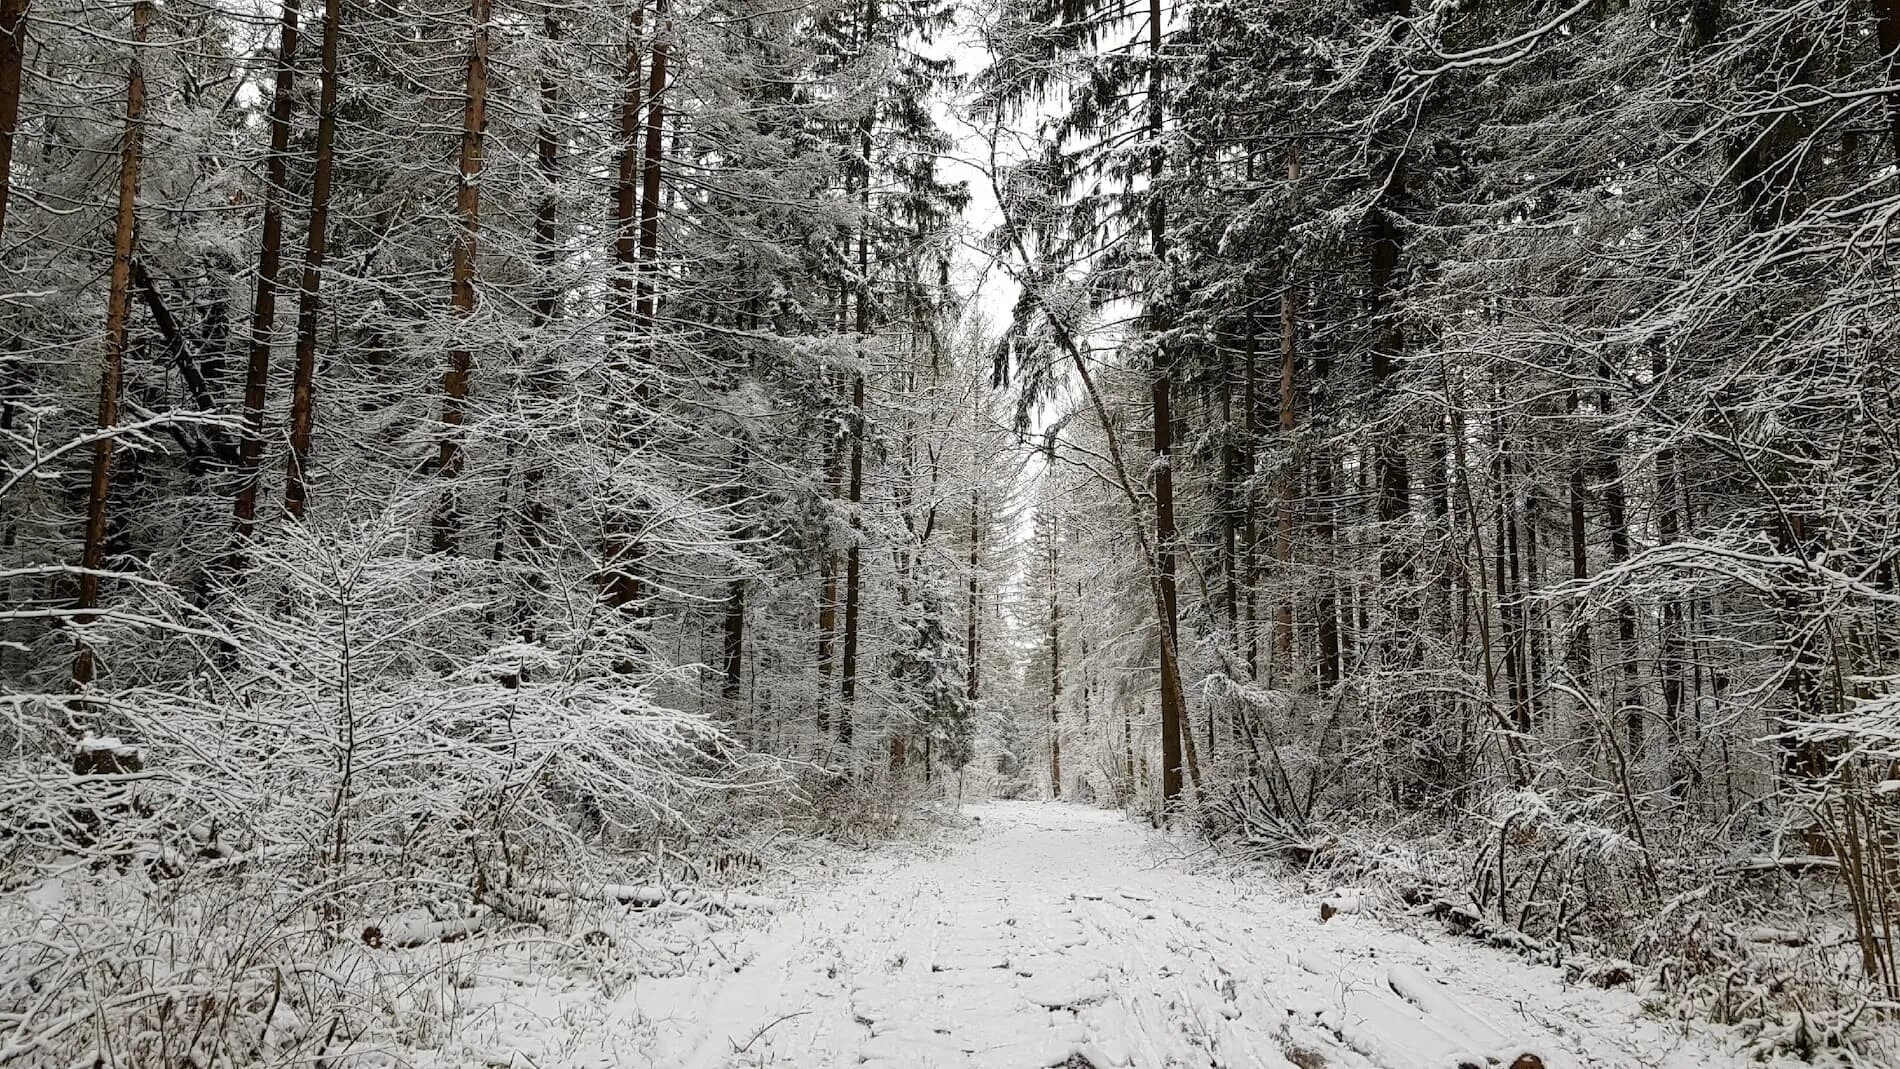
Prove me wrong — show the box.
[967,489,980,707]
[0,0,29,242]
[1153,371,1186,805]
[432,0,489,554]
[817,429,841,740]
[840,3,875,755]
[633,0,667,334]
[1241,308,1259,679]
[721,458,747,705]
[1145,0,1188,810]
[234,0,301,537]
[73,0,149,687]
[1598,365,1641,761]
[613,2,643,326]
[1220,336,1240,660]
[1653,352,1688,795]
[1275,150,1300,671]
[1877,0,1900,160]
[1367,157,1411,592]
[1049,526,1062,799]
[1565,391,1591,678]
[840,371,865,752]
[283,0,340,519]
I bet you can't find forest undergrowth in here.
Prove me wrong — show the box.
[1191,686,1889,1062]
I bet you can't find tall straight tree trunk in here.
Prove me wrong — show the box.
[967,489,980,708]
[1367,170,1410,587]
[1653,352,1688,794]
[234,0,302,537]
[599,2,645,605]
[1275,147,1300,670]
[1311,327,1340,690]
[432,0,489,554]
[721,463,747,705]
[633,0,667,333]
[1241,308,1259,679]
[839,1,875,757]
[74,0,149,687]
[528,18,561,328]
[816,429,841,740]
[840,371,865,751]
[1049,526,1062,798]
[1565,391,1592,677]
[1145,0,1188,810]
[1598,365,1641,760]
[1878,0,1900,159]
[613,2,643,326]
[283,0,341,518]
[0,0,29,242]
[1220,337,1240,657]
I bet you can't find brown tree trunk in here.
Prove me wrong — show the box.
[967,489,980,707]
[1154,371,1186,805]
[73,0,149,687]
[1598,367,1641,760]
[1049,526,1062,798]
[839,6,875,755]
[1565,391,1591,677]
[1146,0,1188,810]
[283,0,341,518]
[840,371,865,752]
[1220,337,1240,657]
[1275,149,1300,669]
[1877,0,1900,160]
[633,0,668,335]
[0,0,29,242]
[235,0,302,537]
[432,0,489,554]
[721,458,747,705]
[612,3,643,326]
[1241,308,1259,679]
[1367,160,1411,589]
[1653,353,1688,794]
[816,429,841,740]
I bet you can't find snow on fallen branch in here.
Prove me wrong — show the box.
[518,877,777,912]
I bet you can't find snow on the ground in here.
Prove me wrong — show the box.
[429,801,1795,1068]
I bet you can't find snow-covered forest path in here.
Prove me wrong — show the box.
[615,802,1743,1069]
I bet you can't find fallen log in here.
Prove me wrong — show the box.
[362,915,490,949]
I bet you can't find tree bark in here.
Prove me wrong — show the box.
[1565,391,1591,678]
[967,489,980,707]
[1598,365,1641,760]
[839,371,865,752]
[234,0,302,537]
[1049,523,1062,798]
[0,0,29,242]
[1876,0,1900,160]
[432,0,489,554]
[1275,147,1301,671]
[1146,0,1188,810]
[633,0,668,335]
[613,2,644,327]
[1241,307,1259,679]
[1653,352,1688,794]
[73,0,149,687]
[283,0,341,518]
[721,457,748,705]
[840,0,875,756]
[817,429,841,740]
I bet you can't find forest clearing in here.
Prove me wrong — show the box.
[4,0,1900,1064]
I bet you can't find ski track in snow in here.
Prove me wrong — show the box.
[471,802,1766,1068]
